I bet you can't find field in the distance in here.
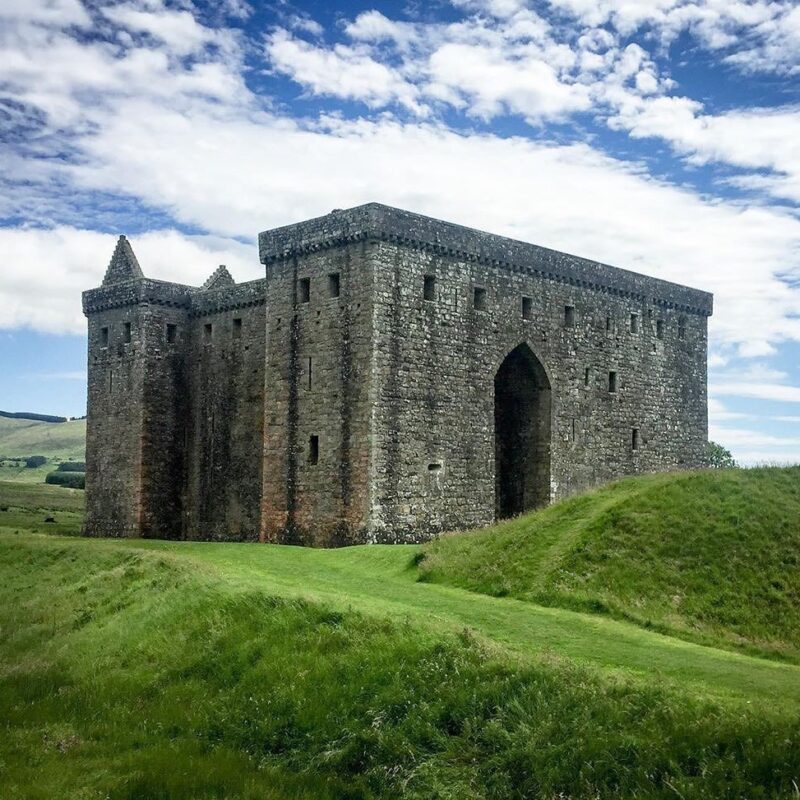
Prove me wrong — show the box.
[0,416,86,483]
[1,472,799,799]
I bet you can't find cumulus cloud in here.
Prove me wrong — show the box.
[0,226,256,334]
[265,30,425,114]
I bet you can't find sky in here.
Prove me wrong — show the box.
[1,0,799,464]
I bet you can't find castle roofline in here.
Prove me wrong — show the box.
[258,202,713,316]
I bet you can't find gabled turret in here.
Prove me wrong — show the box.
[102,235,144,285]
[201,264,235,291]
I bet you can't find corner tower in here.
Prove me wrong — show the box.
[82,237,191,538]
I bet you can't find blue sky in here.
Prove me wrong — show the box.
[1,0,800,463]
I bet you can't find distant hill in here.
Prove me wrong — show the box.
[0,416,86,461]
[421,466,800,663]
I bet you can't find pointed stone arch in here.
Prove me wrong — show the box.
[494,342,552,518]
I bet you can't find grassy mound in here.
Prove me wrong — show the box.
[420,467,800,662]
[2,532,800,800]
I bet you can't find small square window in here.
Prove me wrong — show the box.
[522,296,532,320]
[299,277,310,304]
[423,274,436,301]
[564,305,575,327]
[100,326,109,347]
[630,314,639,334]
[632,428,639,450]
[233,317,242,338]
[308,435,319,465]
[166,323,177,343]
[473,286,486,311]
[609,371,618,393]
[656,319,664,339]
[123,322,131,344]
[328,273,340,298]
[204,323,213,342]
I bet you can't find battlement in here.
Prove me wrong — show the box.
[258,203,713,316]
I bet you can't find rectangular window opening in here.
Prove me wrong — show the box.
[101,326,109,347]
[166,323,177,343]
[678,318,686,339]
[308,435,319,465]
[656,319,664,339]
[423,274,436,301]
[123,322,132,344]
[328,273,340,298]
[632,428,639,451]
[299,277,310,304]
[233,317,242,338]
[204,322,213,342]
[606,315,612,333]
[473,286,486,311]
[522,296,532,320]
[584,367,590,387]
[630,314,639,334]
[564,305,575,327]
[609,370,618,393]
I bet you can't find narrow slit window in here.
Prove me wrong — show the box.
[204,322,213,342]
[307,356,312,390]
[233,318,242,338]
[656,319,664,339]
[308,435,319,465]
[584,367,591,387]
[328,273,340,298]
[630,314,639,334]
[632,428,639,450]
[423,274,436,301]
[606,315,612,333]
[299,277,310,304]
[473,286,486,311]
[522,296,532,320]
[564,305,575,327]
[678,317,686,339]
[108,369,113,393]
[101,326,109,347]
[609,370,618,393]
[123,322,131,344]
[166,323,177,343]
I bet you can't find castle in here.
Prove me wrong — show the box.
[83,203,712,545]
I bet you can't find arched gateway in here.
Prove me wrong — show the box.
[494,343,552,519]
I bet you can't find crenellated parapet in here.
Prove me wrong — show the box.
[259,203,713,317]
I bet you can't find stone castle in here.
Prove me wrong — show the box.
[83,203,712,545]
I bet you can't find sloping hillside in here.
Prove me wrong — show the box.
[2,528,800,798]
[0,416,86,460]
[420,467,800,662]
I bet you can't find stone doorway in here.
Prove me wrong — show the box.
[494,343,552,519]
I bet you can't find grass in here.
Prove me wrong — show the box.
[0,417,86,483]
[420,467,800,663]
[1,476,800,797]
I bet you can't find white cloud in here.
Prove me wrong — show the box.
[0,226,256,334]
[711,382,800,403]
[265,29,425,114]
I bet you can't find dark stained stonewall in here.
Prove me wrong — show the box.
[83,203,712,545]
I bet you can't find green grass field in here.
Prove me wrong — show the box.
[0,417,86,483]
[1,474,799,798]
[420,467,800,663]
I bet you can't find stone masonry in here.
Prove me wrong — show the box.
[83,203,712,545]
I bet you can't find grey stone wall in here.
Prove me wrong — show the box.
[260,243,375,546]
[184,281,266,541]
[84,204,711,545]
